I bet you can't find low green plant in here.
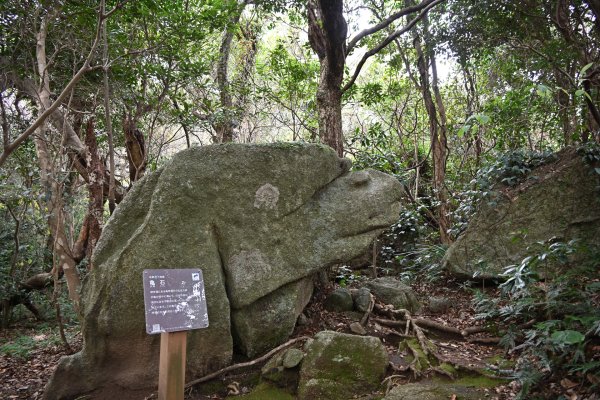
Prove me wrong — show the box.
[473,238,600,398]
[0,326,69,359]
[395,242,448,283]
[0,334,36,359]
[335,265,358,287]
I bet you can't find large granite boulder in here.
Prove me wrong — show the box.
[443,148,600,279]
[45,143,402,399]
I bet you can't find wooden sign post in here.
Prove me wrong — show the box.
[158,331,187,400]
[143,269,209,400]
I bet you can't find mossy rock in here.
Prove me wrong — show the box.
[298,331,388,400]
[383,381,489,400]
[443,147,600,279]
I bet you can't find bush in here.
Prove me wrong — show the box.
[473,238,600,398]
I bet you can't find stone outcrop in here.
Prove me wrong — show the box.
[44,143,402,399]
[443,148,600,279]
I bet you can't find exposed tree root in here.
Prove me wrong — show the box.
[371,300,503,381]
[360,293,375,326]
[184,336,310,388]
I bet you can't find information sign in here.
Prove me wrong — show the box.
[143,268,209,334]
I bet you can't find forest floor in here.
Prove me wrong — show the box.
[0,275,593,399]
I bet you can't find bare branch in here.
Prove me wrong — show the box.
[342,0,445,94]
[347,0,439,53]
[0,0,122,167]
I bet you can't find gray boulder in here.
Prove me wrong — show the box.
[353,287,372,312]
[428,296,451,314]
[298,331,389,400]
[443,148,600,279]
[366,277,421,313]
[324,287,354,312]
[44,143,402,399]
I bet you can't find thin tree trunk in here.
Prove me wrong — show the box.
[427,18,451,245]
[102,0,116,214]
[215,1,248,143]
[412,18,451,244]
[35,15,81,310]
[83,119,104,267]
[123,113,147,183]
[307,0,347,157]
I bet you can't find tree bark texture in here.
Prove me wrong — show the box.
[83,119,104,267]
[123,113,147,183]
[308,0,347,157]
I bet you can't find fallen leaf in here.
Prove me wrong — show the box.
[587,373,600,385]
[560,378,578,389]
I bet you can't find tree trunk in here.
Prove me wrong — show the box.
[102,0,117,214]
[215,0,249,143]
[83,119,104,267]
[413,19,452,245]
[123,113,147,183]
[307,0,347,157]
[35,16,81,310]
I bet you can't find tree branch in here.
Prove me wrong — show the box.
[0,0,123,167]
[341,0,444,94]
[347,0,439,54]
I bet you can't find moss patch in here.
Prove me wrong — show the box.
[232,382,295,400]
[434,373,505,388]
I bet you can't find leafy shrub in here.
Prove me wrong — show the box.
[473,238,600,398]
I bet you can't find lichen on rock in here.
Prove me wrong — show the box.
[44,143,402,399]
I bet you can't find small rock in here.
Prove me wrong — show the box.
[324,288,354,312]
[296,313,309,326]
[353,287,372,312]
[349,322,367,335]
[366,277,421,313]
[428,296,450,314]
[261,351,299,390]
[282,348,304,368]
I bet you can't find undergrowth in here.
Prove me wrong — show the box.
[472,238,600,399]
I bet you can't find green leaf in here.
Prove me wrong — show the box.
[551,330,585,345]
[535,84,552,99]
[457,125,470,137]
[476,113,490,124]
[580,62,593,76]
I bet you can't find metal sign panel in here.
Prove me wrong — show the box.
[143,269,209,334]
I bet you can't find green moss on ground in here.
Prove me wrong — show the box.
[232,382,295,400]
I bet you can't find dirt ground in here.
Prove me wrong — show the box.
[0,275,591,400]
